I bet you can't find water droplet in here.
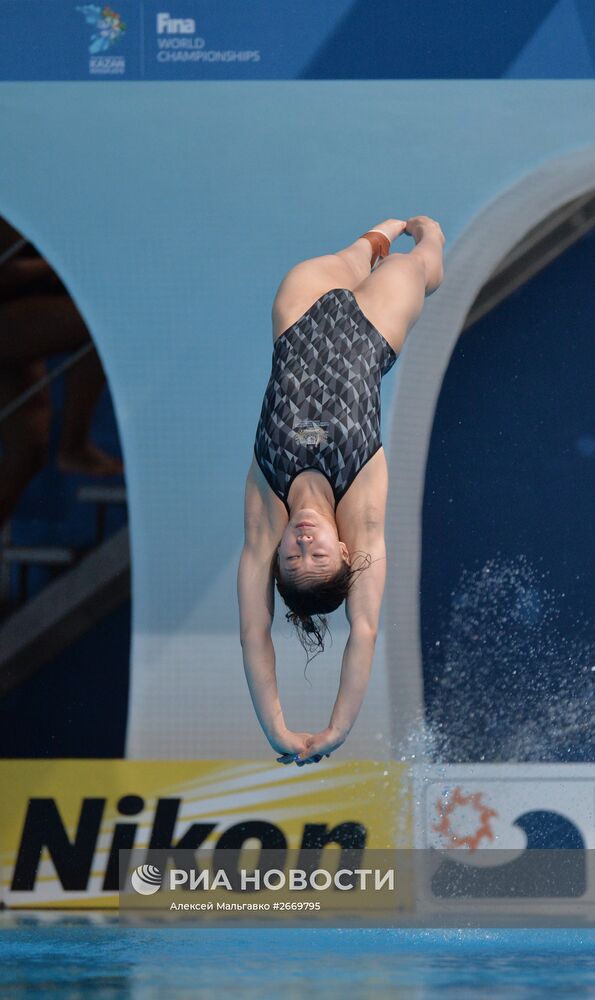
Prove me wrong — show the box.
[416,555,595,763]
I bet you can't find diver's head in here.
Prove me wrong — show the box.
[274,509,371,662]
[277,510,350,590]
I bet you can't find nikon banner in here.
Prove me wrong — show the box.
[0,760,410,910]
[2,760,595,925]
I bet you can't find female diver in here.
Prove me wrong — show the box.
[237,216,445,767]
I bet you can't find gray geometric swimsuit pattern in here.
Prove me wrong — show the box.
[253,287,397,514]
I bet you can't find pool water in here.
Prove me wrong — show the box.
[0,923,593,998]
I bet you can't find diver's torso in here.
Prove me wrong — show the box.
[253,287,397,515]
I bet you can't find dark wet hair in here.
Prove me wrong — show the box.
[273,549,372,666]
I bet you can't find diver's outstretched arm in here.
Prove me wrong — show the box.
[237,543,275,640]
[238,544,312,757]
[240,631,313,759]
[295,623,378,764]
[329,623,378,737]
[240,627,283,736]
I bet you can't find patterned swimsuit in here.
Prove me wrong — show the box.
[253,287,397,514]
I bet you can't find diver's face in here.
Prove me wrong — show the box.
[277,509,349,586]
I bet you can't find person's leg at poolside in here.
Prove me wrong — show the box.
[0,296,123,477]
[57,347,123,476]
[271,219,406,343]
[0,361,51,528]
[0,296,89,363]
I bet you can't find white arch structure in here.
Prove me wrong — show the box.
[385,144,595,755]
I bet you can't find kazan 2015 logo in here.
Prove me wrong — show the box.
[76,5,126,75]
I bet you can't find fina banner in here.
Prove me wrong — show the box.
[0,760,409,908]
[0,2,297,81]
[414,764,595,923]
[3,1,591,81]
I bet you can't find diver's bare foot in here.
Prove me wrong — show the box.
[356,219,408,269]
[57,443,123,476]
[369,219,408,243]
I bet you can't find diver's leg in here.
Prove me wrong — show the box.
[271,219,406,342]
[352,216,445,356]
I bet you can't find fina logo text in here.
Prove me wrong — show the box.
[156,12,196,34]
[154,11,261,64]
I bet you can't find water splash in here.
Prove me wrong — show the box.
[396,555,594,763]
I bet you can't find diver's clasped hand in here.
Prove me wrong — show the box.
[274,725,347,767]
[268,727,314,762]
